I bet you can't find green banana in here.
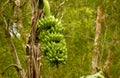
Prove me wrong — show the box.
[38,0,67,67]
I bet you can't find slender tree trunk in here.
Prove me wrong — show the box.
[26,0,44,78]
[1,0,26,77]
[92,5,104,74]
[2,15,26,78]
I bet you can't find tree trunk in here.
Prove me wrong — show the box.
[2,15,26,78]
[92,5,104,74]
[26,0,44,78]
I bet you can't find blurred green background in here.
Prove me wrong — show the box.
[0,0,120,78]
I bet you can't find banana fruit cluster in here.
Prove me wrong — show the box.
[38,16,67,66]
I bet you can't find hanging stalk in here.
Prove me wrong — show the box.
[43,0,51,17]
[92,5,104,74]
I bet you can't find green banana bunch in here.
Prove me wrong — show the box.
[38,16,67,67]
[38,16,64,32]
[37,0,67,67]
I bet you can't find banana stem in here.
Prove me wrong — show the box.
[43,0,51,17]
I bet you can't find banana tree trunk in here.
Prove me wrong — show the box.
[26,0,44,78]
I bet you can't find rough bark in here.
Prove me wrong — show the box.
[26,0,44,78]
[92,5,104,74]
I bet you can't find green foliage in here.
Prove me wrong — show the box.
[0,26,19,78]
[0,0,30,77]
[38,16,67,67]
